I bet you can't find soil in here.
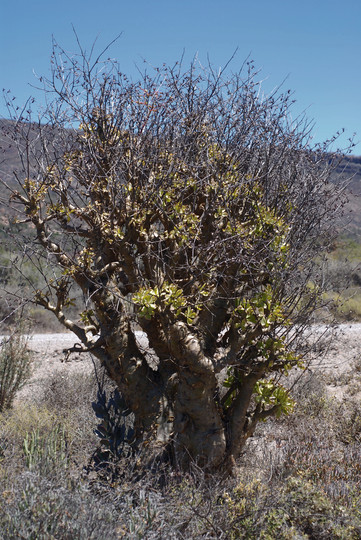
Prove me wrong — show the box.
[309,323,361,401]
[15,333,95,403]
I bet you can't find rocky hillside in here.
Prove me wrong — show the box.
[1,118,360,234]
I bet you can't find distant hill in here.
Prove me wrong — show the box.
[0,119,44,192]
[1,118,360,236]
[0,119,23,189]
[329,156,361,235]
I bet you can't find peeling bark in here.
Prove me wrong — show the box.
[166,323,226,469]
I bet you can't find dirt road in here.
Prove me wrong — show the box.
[13,324,361,403]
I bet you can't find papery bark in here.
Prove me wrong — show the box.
[167,323,226,469]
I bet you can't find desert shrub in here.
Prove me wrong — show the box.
[226,475,361,539]
[3,35,353,472]
[0,405,72,480]
[337,291,361,320]
[39,365,119,466]
[274,376,361,534]
[1,337,361,539]
[0,324,33,411]
[220,368,361,538]
[39,364,100,412]
[292,371,333,419]
[0,467,229,539]
[0,473,120,540]
[1,403,61,442]
[323,289,361,321]
[323,235,361,321]
[0,419,231,539]
[0,293,17,327]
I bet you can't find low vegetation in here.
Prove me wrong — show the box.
[322,234,361,321]
[0,36,360,537]
[0,354,360,538]
[0,323,33,411]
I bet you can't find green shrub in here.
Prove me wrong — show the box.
[0,474,120,540]
[1,347,361,538]
[23,424,68,474]
[226,475,361,539]
[0,324,33,411]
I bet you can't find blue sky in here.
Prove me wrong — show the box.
[1,0,360,152]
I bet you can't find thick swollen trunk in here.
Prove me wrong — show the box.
[173,368,226,469]
[92,317,260,472]
[168,323,226,469]
[92,320,163,438]
[171,368,259,472]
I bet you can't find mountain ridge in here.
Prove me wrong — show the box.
[1,118,360,235]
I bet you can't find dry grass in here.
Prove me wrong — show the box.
[0,358,360,538]
[0,326,33,412]
[322,235,361,321]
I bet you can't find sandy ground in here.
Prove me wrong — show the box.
[11,324,361,403]
[13,333,95,403]
[308,323,361,400]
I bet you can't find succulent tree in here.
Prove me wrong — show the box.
[1,40,348,472]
